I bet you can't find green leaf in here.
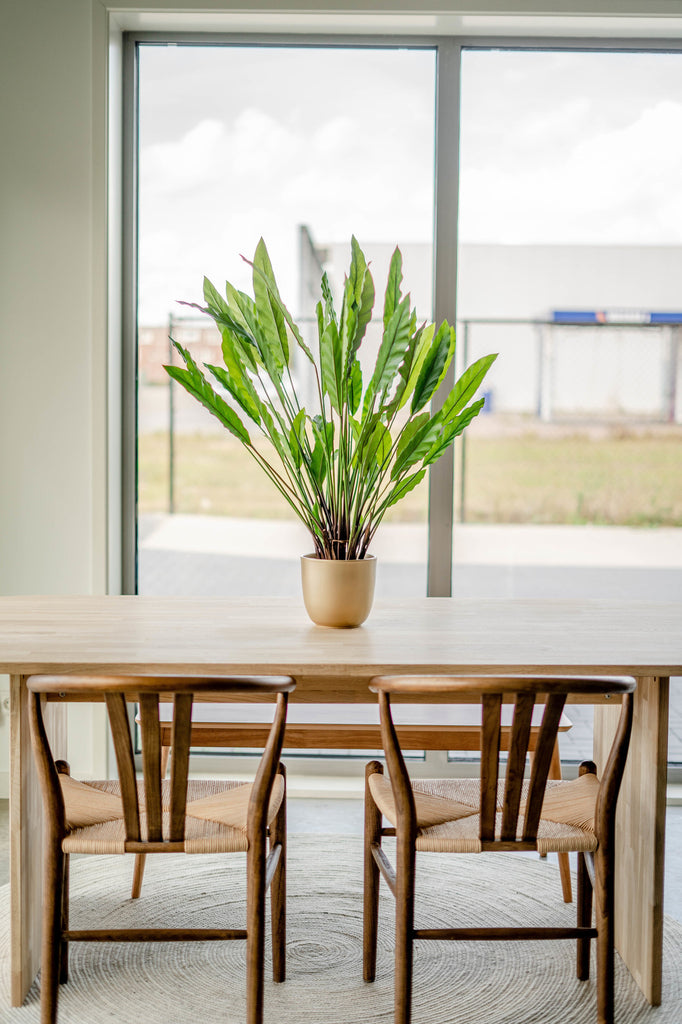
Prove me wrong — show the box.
[289,409,307,469]
[423,397,486,465]
[218,328,264,415]
[203,276,229,319]
[384,468,427,509]
[316,300,325,346]
[361,421,391,472]
[355,253,375,349]
[222,285,261,372]
[393,412,430,464]
[363,295,412,417]
[310,438,327,488]
[383,247,403,331]
[383,322,429,419]
[310,415,334,488]
[249,252,317,368]
[320,272,337,327]
[204,362,260,426]
[248,239,288,377]
[410,321,454,413]
[432,322,457,396]
[181,290,259,368]
[399,323,433,398]
[319,320,342,414]
[165,344,250,445]
[340,236,374,367]
[312,414,334,455]
[441,353,498,419]
[172,238,497,553]
[390,412,441,478]
[348,360,363,416]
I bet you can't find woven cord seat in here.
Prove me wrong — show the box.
[28,673,295,1024]
[60,776,285,854]
[363,674,636,1024]
[368,774,600,854]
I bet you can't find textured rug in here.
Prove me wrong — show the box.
[1,836,681,1023]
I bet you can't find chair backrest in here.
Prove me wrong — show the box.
[28,674,295,845]
[370,675,635,849]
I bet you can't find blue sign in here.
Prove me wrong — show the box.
[552,310,682,325]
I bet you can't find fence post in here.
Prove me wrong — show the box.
[666,325,681,424]
[168,313,175,515]
[537,322,552,422]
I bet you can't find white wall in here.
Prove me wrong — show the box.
[457,245,682,417]
[0,0,102,596]
[0,0,110,784]
[1,0,681,789]
[319,241,682,418]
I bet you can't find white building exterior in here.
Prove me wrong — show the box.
[320,241,682,421]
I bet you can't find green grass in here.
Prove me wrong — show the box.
[460,433,682,526]
[138,429,682,527]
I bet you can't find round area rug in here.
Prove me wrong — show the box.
[1,836,680,1023]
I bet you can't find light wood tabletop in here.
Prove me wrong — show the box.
[0,595,679,1007]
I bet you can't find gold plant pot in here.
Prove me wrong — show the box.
[300,554,377,628]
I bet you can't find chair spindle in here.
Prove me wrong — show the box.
[480,694,502,840]
[139,693,163,842]
[105,693,141,842]
[169,693,193,841]
[523,693,567,841]
[501,692,536,840]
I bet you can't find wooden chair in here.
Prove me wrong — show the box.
[130,701,574,903]
[363,674,635,1024]
[28,673,295,1024]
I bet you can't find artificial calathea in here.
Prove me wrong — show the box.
[165,238,497,559]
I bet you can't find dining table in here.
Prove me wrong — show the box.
[0,594,679,1009]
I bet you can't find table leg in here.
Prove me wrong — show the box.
[10,675,67,1006]
[593,675,669,1006]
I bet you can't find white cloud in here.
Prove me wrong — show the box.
[138,104,434,324]
[138,47,682,324]
[459,100,682,245]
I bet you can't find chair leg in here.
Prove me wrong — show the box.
[557,853,573,904]
[59,854,69,984]
[531,742,573,901]
[595,846,616,1024]
[41,840,65,1024]
[246,840,267,1024]
[363,760,384,983]
[130,854,147,901]
[270,764,286,984]
[394,833,416,1024]
[131,744,171,898]
[576,851,593,980]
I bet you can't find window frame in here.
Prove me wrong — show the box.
[121,30,682,780]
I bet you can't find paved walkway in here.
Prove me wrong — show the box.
[139,515,682,763]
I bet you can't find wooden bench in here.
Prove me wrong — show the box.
[143,703,574,903]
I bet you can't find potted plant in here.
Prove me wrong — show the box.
[165,237,496,626]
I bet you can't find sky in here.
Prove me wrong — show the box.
[137,45,682,325]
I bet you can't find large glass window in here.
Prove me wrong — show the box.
[456,49,682,764]
[136,43,436,601]
[126,37,682,774]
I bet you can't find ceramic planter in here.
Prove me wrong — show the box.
[300,554,377,628]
